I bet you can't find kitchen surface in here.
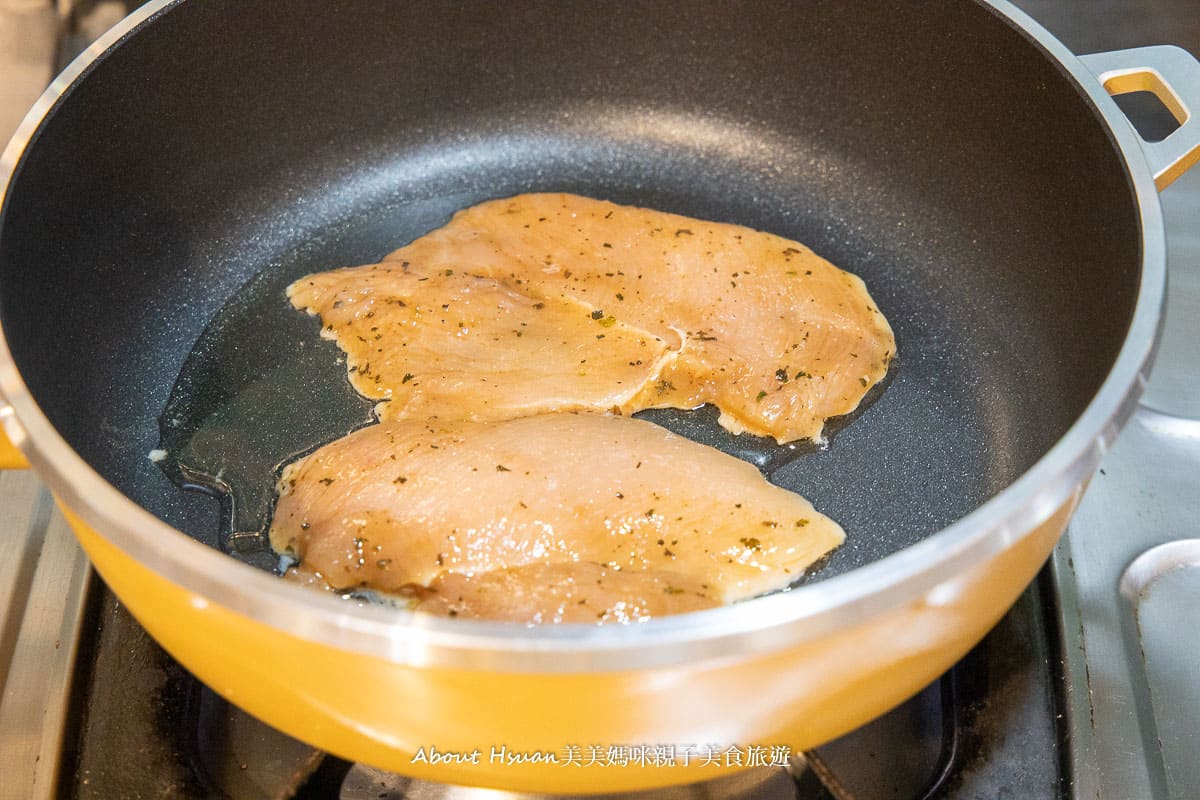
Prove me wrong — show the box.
[1,1,1198,798]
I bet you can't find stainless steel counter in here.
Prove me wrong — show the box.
[1006,4,1200,799]
[0,0,56,143]
[0,6,120,799]
[1049,108,1200,800]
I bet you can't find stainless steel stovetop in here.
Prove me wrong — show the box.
[1,2,1197,799]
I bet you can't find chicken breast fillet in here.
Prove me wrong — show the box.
[288,267,678,423]
[290,193,894,444]
[269,413,843,622]
[383,193,896,443]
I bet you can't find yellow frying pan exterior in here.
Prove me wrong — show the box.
[61,496,1072,794]
[0,428,28,468]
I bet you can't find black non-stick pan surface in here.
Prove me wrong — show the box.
[0,0,1139,584]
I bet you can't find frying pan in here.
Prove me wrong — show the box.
[2,0,1199,793]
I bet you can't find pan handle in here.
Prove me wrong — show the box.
[0,404,30,469]
[1081,45,1200,191]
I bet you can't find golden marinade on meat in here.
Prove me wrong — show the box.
[270,414,844,623]
[291,193,895,444]
[276,193,895,622]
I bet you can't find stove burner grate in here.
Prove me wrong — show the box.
[61,576,1064,799]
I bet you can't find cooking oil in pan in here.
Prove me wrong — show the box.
[151,200,882,590]
[153,270,829,581]
[156,264,376,570]
[156,194,493,567]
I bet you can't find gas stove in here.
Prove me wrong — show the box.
[1,2,1197,799]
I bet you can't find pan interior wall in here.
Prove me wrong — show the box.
[0,0,1139,571]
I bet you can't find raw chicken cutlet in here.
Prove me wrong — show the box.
[377,192,896,443]
[288,267,678,423]
[269,413,843,623]
[416,563,717,624]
